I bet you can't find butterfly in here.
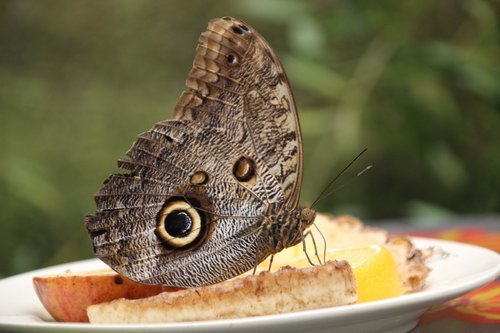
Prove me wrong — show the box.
[85,17,316,288]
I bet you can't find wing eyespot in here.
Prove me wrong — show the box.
[233,156,257,183]
[232,26,244,35]
[227,54,239,66]
[190,170,209,185]
[155,199,207,249]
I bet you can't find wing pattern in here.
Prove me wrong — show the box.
[86,17,304,287]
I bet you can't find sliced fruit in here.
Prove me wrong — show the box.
[261,245,402,303]
[87,261,357,324]
[33,269,180,322]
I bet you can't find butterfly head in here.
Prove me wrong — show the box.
[300,207,317,227]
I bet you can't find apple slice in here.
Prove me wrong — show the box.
[33,269,179,322]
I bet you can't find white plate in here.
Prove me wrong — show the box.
[0,237,499,333]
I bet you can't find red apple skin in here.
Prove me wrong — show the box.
[33,271,180,322]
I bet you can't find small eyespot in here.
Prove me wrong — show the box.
[190,171,209,185]
[227,54,238,66]
[232,26,243,35]
[233,156,257,183]
[156,199,203,249]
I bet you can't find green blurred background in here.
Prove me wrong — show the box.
[1,0,499,277]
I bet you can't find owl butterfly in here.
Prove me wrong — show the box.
[85,17,316,288]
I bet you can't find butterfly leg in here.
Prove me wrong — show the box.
[302,230,323,265]
[267,254,275,272]
[301,231,316,266]
[313,223,327,264]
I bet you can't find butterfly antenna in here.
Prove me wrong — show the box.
[310,148,368,209]
[317,164,373,201]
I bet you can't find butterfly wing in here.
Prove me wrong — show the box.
[86,17,304,287]
[174,17,303,208]
[87,120,285,286]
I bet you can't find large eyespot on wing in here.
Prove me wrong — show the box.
[155,198,206,249]
[173,17,304,208]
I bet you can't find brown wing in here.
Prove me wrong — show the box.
[86,120,284,287]
[173,17,303,209]
[85,17,304,287]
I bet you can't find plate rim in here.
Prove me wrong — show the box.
[0,237,499,331]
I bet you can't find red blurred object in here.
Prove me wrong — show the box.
[409,226,500,331]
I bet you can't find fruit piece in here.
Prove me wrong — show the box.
[262,245,402,303]
[332,245,402,302]
[33,269,180,322]
[87,261,357,324]
[260,214,430,295]
[313,214,430,293]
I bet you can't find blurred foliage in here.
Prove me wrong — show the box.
[0,0,499,277]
